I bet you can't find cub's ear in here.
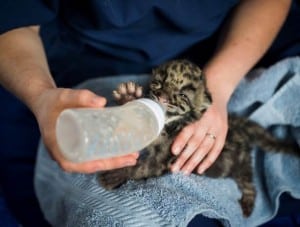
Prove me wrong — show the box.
[193,81,212,117]
[152,68,156,75]
[152,68,162,77]
[198,73,212,103]
[198,72,203,82]
[189,64,203,83]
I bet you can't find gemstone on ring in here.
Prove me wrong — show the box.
[205,132,216,140]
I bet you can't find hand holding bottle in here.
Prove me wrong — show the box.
[56,98,165,163]
[32,87,139,173]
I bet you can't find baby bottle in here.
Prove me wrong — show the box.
[56,98,165,162]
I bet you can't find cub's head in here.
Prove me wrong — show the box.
[150,59,211,122]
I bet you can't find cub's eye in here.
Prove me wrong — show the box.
[179,93,191,106]
[179,93,188,99]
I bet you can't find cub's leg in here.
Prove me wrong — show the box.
[98,157,170,190]
[99,139,175,190]
[113,81,143,105]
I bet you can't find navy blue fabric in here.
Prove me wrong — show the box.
[188,215,222,227]
[2,1,300,85]
[0,191,19,227]
[58,1,236,63]
[260,193,300,227]
[40,0,300,87]
[258,0,300,67]
[39,0,239,87]
[0,88,50,226]
[0,0,58,33]
[0,0,300,226]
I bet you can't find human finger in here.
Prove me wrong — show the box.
[171,121,210,156]
[58,152,140,174]
[180,133,216,175]
[171,123,195,156]
[58,88,107,108]
[171,141,199,173]
[197,137,224,174]
[170,121,209,172]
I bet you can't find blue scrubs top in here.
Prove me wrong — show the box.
[1,0,300,87]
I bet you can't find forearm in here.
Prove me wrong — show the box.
[0,26,136,173]
[204,0,291,106]
[0,26,56,113]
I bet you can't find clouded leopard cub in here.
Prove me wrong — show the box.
[98,59,298,216]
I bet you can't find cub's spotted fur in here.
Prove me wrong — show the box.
[98,59,298,217]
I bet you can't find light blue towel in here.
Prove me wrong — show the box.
[34,57,300,227]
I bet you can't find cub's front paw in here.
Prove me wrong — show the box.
[113,82,143,105]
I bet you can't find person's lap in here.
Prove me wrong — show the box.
[0,77,214,226]
[1,74,299,226]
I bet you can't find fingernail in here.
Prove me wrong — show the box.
[128,152,139,159]
[125,160,137,166]
[91,98,100,105]
[183,170,190,176]
[173,147,180,155]
[198,167,204,174]
[92,97,105,106]
[171,165,179,173]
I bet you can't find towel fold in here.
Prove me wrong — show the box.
[34,57,300,227]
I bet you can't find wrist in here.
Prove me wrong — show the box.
[203,65,236,107]
[22,70,57,115]
[202,49,253,107]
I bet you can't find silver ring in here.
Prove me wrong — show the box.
[205,132,216,140]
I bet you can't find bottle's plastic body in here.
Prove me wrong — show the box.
[56,98,165,162]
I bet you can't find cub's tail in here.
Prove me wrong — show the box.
[229,116,299,156]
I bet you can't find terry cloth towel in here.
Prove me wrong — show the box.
[34,57,300,227]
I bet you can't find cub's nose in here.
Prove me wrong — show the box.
[157,91,169,103]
